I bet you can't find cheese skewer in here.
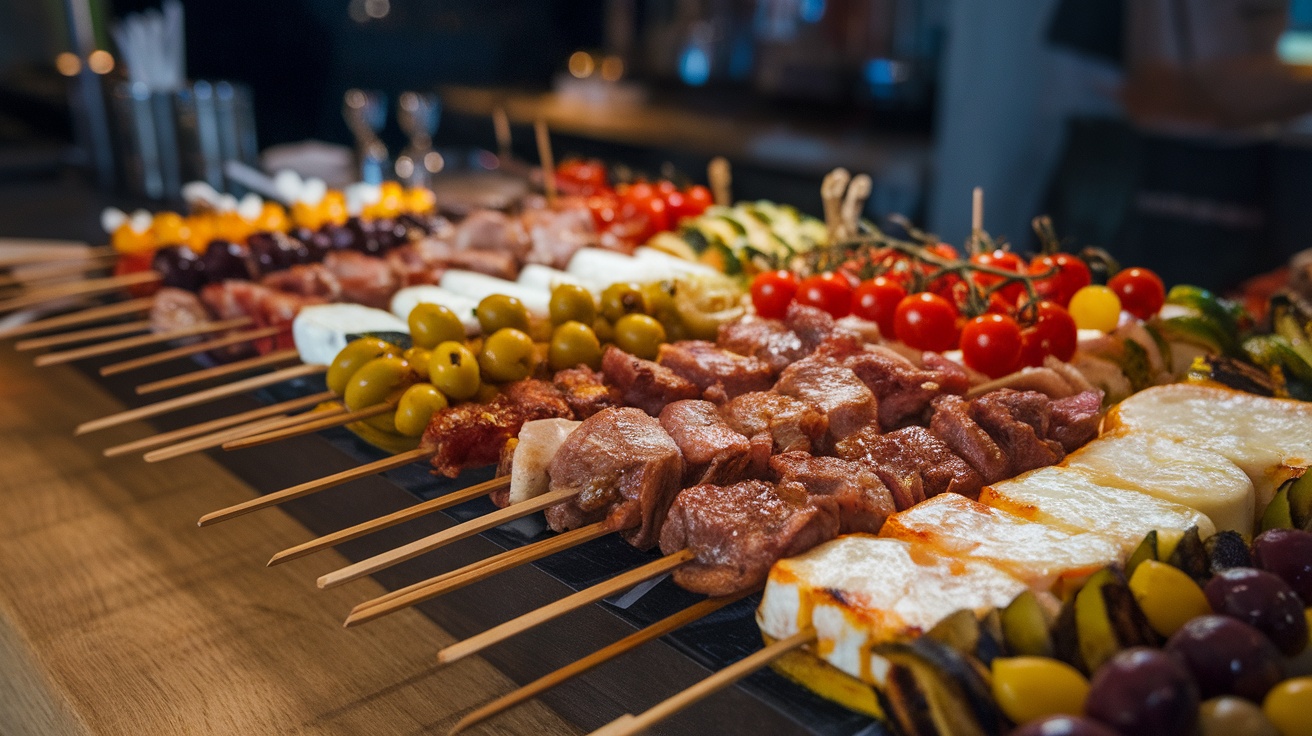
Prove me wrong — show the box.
[34,316,254,366]
[0,297,153,340]
[447,592,749,735]
[102,390,335,457]
[135,348,300,395]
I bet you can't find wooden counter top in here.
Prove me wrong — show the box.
[0,345,579,735]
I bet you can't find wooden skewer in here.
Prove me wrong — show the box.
[820,168,851,241]
[0,271,160,314]
[197,446,431,527]
[535,119,557,209]
[839,173,872,239]
[140,415,297,463]
[708,157,732,207]
[0,254,117,288]
[588,628,817,736]
[99,324,285,375]
[493,107,512,162]
[102,390,335,458]
[220,401,391,450]
[269,475,510,567]
[75,362,327,436]
[141,407,344,463]
[0,245,115,269]
[344,521,610,627]
[436,549,696,666]
[448,593,748,735]
[317,487,582,589]
[15,319,151,351]
[971,185,984,235]
[135,349,300,395]
[34,316,254,366]
[0,297,153,340]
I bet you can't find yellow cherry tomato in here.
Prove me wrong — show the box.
[184,215,214,252]
[151,211,189,246]
[1129,560,1212,637]
[255,202,290,232]
[1263,677,1312,735]
[990,656,1090,725]
[1068,285,1121,332]
[393,383,449,437]
[405,187,437,214]
[291,201,323,230]
[111,223,155,255]
[320,191,349,227]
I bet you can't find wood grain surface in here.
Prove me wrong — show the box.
[0,345,580,735]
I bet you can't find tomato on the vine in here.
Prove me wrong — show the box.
[851,276,907,337]
[663,190,688,223]
[556,159,608,195]
[970,249,1026,302]
[1028,253,1091,307]
[1108,267,1165,320]
[1068,285,1122,332]
[751,270,800,320]
[795,272,853,318]
[684,185,713,216]
[893,292,958,351]
[960,313,1023,378]
[1019,301,1078,366]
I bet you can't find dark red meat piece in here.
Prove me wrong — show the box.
[656,340,774,402]
[719,391,828,454]
[658,399,751,486]
[553,366,623,419]
[773,356,879,444]
[600,346,701,417]
[843,348,968,429]
[323,250,397,309]
[968,389,1066,476]
[769,452,895,534]
[1047,389,1105,452]
[836,425,983,505]
[930,394,1010,483]
[716,315,806,373]
[423,379,574,478]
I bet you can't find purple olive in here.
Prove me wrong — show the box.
[150,245,205,291]
[346,217,384,255]
[1085,647,1199,736]
[1165,615,1285,701]
[246,231,308,275]
[1010,716,1119,736]
[1205,567,1309,655]
[1252,528,1312,603]
[199,239,256,283]
[320,222,359,251]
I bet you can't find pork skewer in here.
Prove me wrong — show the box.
[141,406,348,463]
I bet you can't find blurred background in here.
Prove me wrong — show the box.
[4,0,1312,291]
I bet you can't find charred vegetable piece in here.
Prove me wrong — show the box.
[1188,354,1282,397]
[874,638,1002,736]
[1128,560,1211,638]
[1073,568,1159,674]
[1001,590,1054,658]
[1168,526,1210,584]
[1204,530,1252,574]
[1166,285,1241,336]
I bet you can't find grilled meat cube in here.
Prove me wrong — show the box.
[453,209,530,259]
[546,407,685,549]
[774,356,879,445]
[969,389,1065,476]
[1047,389,1104,452]
[836,425,983,505]
[553,366,623,419]
[424,379,574,478]
[719,391,828,454]
[656,340,774,402]
[769,452,895,534]
[150,287,210,333]
[659,400,752,486]
[717,315,806,373]
[843,348,968,429]
[659,480,839,597]
[600,346,701,417]
[261,263,343,300]
[930,394,1010,483]
[323,250,398,309]
[784,302,835,352]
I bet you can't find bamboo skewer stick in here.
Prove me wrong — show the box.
[99,324,285,375]
[708,157,732,207]
[141,407,342,463]
[0,297,153,340]
[589,629,817,736]
[0,271,160,313]
[344,522,610,627]
[436,549,696,666]
[141,415,295,463]
[0,253,117,287]
[197,447,432,527]
[820,168,851,241]
[839,174,872,239]
[102,390,335,457]
[448,593,748,735]
[0,244,115,268]
[535,119,557,209]
[317,487,581,589]
[493,107,512,162]
[15,319,151,351]
[75,362,327,435]
[135,349,300,395]
[34,316,254,366]
[219,401,390,450]
[269,475,511,567]
[971,186,984,251]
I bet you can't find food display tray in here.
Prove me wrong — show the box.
[86,357,887,736]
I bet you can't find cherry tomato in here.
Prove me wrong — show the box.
[1029,253,1092,307]
[1019,301,1079,366]
[751,270,800,320]
[1069,285,1122,332]
[556,159,608,195]
[654,180,678,197]
[971,249,1026,302]
[894,292,959,351]
[1108,267,1166,320]
[795,272,853,318]
[623,181,654,205]
[926,243,960,261]
[114,251,161,298]
[961,313,1023,378]
[663,190,688,223]
[639,195,670,236]
[684,185,713,215]
[852,277,907,337]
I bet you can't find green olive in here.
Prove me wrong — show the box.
[549,283,597,326]
[549,321,603,370]
[599,282,648,322]
[476,294,530,335]
[593,316,614,344]
[393,383,449,437]
[613,313,666,360]
[473,381,500,403]
[327,337,398,395]
[428,341,482,401]
[643,281,678,320]
[408,303,465,349]
[402,347,431,380]
[343,355,418,433]
[478,328,536,382]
